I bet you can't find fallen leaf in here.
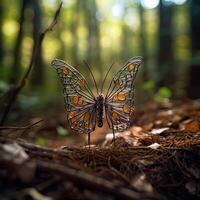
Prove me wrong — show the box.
[2,143,29,164]
[157,109,173,117]
[185,181,199,195]
[143,122,154,131]
[0,142,35,182]
[183,119,199,133]
[105,132,122,141]
[130,126,148,139]
[155,120,162,125]
[150,127,169,135]
[131,173,154,193]
[148,143,160,149]
[105,131,139,146]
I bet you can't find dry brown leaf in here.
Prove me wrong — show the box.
[183,119,199,133]
[105,131,140,146]
[130,126,148,139]
[143,122,154,131]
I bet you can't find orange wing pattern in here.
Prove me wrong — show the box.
[51,59,96,134]
[105,57,143,131]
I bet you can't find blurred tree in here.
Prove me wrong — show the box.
[120,3,137,62]
[56,21,66,60]
[81,0,101,70]
[0,2,4,67]
[121,7,131,61]
[10,0,28,84]
[139,3,147,81]
[188,0,200,98]
[30,0,44,86]
[70,0,80,67]
[157,1,174,89]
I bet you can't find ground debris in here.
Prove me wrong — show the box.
[0,100,200,200]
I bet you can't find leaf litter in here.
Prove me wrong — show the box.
[0,100,200,200]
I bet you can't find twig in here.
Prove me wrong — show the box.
[37,161,156,200]
[0,120,43,130]
[1,137,199,199]
[0,2,63,125]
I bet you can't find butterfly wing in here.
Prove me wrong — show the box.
[51,59,97,134]
[105,56,143,131]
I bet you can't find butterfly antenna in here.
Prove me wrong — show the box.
[83,60,99,95]
[100,62,114,94]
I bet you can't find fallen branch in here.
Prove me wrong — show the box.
[0,120,43,130]
[37,161,157,200]
[0,137,164,200]
[0,2,63,125]
[1,135,199,199]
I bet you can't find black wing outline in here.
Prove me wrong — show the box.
[51,59,97,134]
[105,56,143,131]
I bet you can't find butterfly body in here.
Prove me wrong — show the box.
[51,57,143,143]
[96,94,104,127]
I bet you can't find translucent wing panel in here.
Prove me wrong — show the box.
[52,59,95,103]
[105,57,143,131]
[67,105,96,134]
[105,102,134,131]
[52,59,97,133]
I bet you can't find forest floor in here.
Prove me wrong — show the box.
[0,99,200,200]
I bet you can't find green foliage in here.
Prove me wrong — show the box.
[57,126,69,137]
[142,80,155,99]
[155,87,172,101]
[0,80,9,93]
[18,90,59,111]
[0,0,190,115]
[18,94,39,110]
[35,137,46,146]
[142,81,172,102]
[143,80,155,92]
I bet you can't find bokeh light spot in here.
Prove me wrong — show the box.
[141,0,160,9]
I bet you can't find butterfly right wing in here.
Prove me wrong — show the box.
[51,59,97,134]
[104,57,143,131]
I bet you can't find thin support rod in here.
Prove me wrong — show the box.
[88,132,91,149]
[112,128,115,145]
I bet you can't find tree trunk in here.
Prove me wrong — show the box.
[121,23,129,60]
[30,0,44,86]
[0,2,4,67]
[120,5,132,61]
[71,0,80,68]
[139,3,148,81]
[187,0,200,99]
[82,0,101,69]
[157,2,174,88]
[10,0,27,84]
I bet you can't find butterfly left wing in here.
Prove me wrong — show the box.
[105,56,143,131]
[51,59,97,134]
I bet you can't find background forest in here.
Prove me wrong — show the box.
[1,1,200,199]
[0,0,200,124]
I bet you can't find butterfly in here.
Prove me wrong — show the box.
[51,56,143,146]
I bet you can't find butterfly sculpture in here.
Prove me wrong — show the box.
[51,56,143,146]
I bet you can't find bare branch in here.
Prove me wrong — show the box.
[0,2,63,125]
[0,120,43,130]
